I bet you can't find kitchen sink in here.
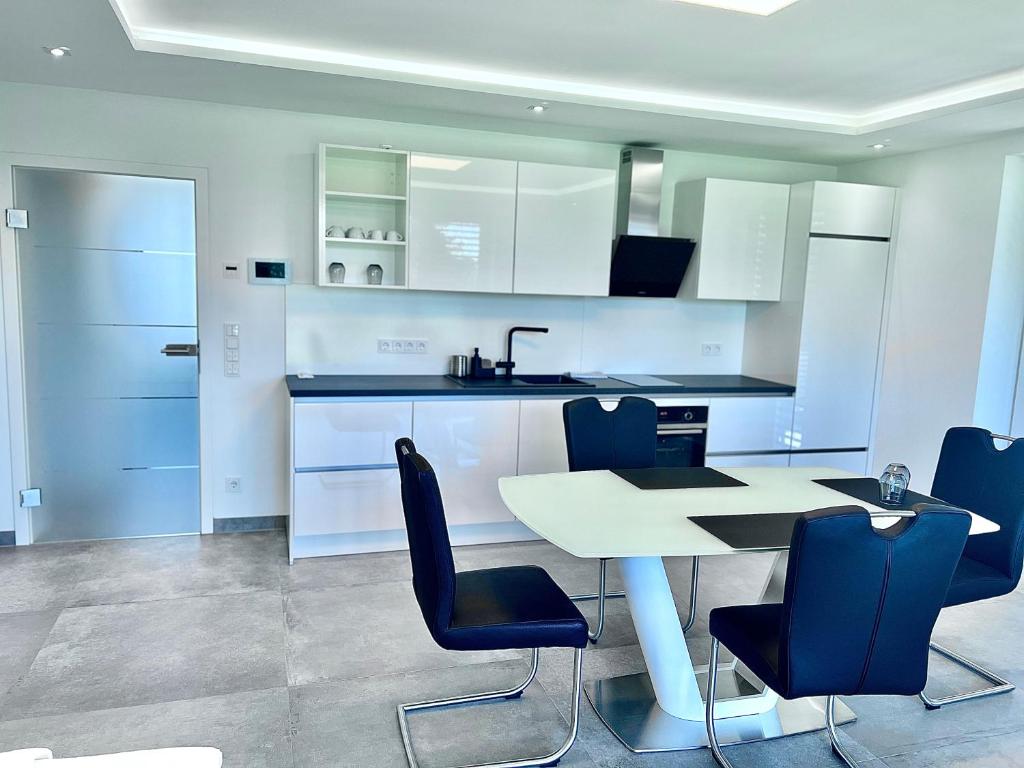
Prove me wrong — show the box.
[446,374,595,388]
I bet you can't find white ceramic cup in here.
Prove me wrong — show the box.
[385,230,404,242]
[326,225,345,237]
[345,226,366,239]
[368,229,385,241]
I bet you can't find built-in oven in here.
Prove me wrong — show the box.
[655,405,708,468]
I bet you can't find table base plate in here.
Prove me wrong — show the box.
[585,671,857,753]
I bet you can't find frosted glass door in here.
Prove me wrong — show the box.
[15,168,199,541]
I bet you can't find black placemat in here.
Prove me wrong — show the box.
[814,477,946,511]
[689,512,802,550]
[612,467,747,491]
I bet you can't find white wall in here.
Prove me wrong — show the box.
[0,80,834,531]
[840,136,1024,486]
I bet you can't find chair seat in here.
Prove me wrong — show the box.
[440,566,589,651]
[709,604,786,697]
[944,556,1015,607]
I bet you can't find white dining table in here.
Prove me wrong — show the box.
[498,466,999,753]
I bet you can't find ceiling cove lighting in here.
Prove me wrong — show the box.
[673,0,800,15]
[44,46,71,58]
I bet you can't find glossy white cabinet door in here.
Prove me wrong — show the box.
[408,154,517,293]
[706,453,790,469]
[293,401,412,470]
[518,399,570,475]
[513,163,616,297]
[412,400,520,524]
[788,451,868,474]
[791,238,889,451]
[695,179,790,301]
[810,182,896,239]
[706,396,795,453]
[292,468,403,536]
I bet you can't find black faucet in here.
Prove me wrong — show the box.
[495,326,549,377]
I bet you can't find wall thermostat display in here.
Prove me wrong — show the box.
[247,259,291,285]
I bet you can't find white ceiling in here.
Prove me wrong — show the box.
[2,0,1024,164]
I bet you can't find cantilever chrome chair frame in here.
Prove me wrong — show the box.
[918,430,1019,710]
[398,647,584,768]
[571,555,700,642]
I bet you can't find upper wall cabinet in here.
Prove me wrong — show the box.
[407,153,517,294]
[513,162,617,297]
[317,145,410,290]
[809,181,896,239]
[675,178,790,302]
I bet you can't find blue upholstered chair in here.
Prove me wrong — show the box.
[706,505,970,768]
[919,427,1024,708]
[562,397,701,641]
[394,438,588,768]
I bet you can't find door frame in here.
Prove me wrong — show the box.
[0,154,213,543]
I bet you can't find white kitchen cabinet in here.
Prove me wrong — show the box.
[790,238,889,452]
[675,178,790,301]
[706,396,795,454]
[518,399,570,475]
[809,182,896,239]
[408,153,517,293]
[293,401,412,469]
[513,162,616,297]
[707,453,790,469]
[293,468,403,536]
[412,400,520,525]
[788,451,868,474]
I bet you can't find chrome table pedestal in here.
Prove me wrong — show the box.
[586,666,856,753]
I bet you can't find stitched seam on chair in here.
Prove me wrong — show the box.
[855,539,893,694]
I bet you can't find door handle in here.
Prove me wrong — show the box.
[161,343,199,357]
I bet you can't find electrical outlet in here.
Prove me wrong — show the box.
[701,343,723,357]
[377,338,429,354]
[225,477,242,493]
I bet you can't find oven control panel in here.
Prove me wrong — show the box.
[656,405,709,428]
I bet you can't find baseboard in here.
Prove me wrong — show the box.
[213,515,287,533]
[0,531,14,547]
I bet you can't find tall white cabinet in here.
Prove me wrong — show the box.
[744,181,897,473]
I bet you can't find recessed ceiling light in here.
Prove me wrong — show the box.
[44,46,71,58]
[673,0,800,16]
[527,104,548,114]
[869,143,888,150]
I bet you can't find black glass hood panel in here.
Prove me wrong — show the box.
[608,235,696,298]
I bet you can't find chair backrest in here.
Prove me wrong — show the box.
[932,427,1024,586]
[562,396,657,472]
[779,505,970,698]
[394,438,456,643]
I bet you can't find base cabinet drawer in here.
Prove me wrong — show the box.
[294,401,412,470]
[707,396,795,454]
[292,469,403,537]
[707,453,790,469]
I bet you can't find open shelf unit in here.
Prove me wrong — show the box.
[317,144,410,289]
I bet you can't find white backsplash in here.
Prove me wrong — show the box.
[285,285,747,376]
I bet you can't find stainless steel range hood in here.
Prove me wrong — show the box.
[609,147,696,298]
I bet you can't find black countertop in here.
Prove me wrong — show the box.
[286,374,794,398]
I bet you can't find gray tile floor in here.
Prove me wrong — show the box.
[1,532,1022,767]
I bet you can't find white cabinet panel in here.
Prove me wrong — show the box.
[791,239,889,451]
[707,453,790,469]
[513,163,616,297]
[293,469,403,536]
[679,178,790,302]
[293,401,412,469]
[810,182,896,239]
[408,154,517,293]
[518,399,570,475]
[788,451,868,474]
[706,396,795,454]
[412,400,520,524]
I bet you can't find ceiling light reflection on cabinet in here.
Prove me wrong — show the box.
[410,156,471,171]
[673,0,800,15]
